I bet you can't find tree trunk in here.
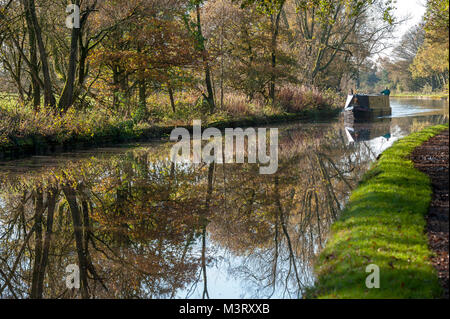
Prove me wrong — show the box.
[28,25,40,110]
[77,26,89,89]
[36,188,57,298]
[30,190,44,299]
[25,0,55,108]
[204,64,215,113]
[59,4,81,111]
[63,186,90,299]
[219,16,224,110]
[196,4,215,114]
[269,9,283,104]
[139,80,147,110]
[168,83,176,113]
[201,162,215,299]
[112,67,120,110]
[22,0,40,110]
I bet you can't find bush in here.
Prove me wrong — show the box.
[1,86,343,153]
[222,93,253,116]
[422,84,433,95]
[0,103,135,145]
[277,85,341,113]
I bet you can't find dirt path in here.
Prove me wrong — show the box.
[411,129,449,299]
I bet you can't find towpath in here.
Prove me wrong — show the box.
[411,129,449,298]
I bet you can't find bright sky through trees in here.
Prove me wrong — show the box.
[377,0,427,59]
[394,0,427,43]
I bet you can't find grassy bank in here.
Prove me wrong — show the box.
[311,123,449,299]
[391,92,449,100]
[0,106,340,161]
[1,86,343,160]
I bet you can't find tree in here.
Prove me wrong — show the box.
[410,41,449,89]
[236,0,287,103]
[58,0,97,111]
[1,0,401,116]
[182,0,217,113]
[89,0,198,115]
[22,0,56,108]
[293,0,396,85]
[379,25,427,92]
[410,0,449,91]
[423,0,449,46]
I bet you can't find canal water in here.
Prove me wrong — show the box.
[0,98,448,299]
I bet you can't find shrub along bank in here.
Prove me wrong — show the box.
[0,106,340,161]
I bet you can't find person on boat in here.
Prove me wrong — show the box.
[380,87,391,96]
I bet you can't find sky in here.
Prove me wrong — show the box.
[377,0,427,59]
[393,0,427,39]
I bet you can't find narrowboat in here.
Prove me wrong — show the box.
[343,117,391,144]
[344,94,391,121]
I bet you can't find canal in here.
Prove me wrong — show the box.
[0,98,448,299]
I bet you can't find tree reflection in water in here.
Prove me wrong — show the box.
[0,117,442,299]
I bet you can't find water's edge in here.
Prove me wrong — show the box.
[0,108,340,161]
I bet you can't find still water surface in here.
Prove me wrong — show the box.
[0,98,448,299]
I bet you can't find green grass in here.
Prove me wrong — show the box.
[311,124,449,299]
[391,92,449,99]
